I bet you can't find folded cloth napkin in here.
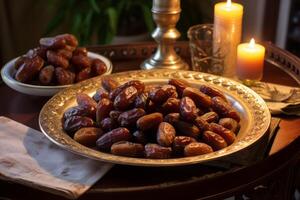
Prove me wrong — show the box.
[246,82,300,116]
[0,116,113,199]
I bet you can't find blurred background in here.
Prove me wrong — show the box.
[0,0,298,65]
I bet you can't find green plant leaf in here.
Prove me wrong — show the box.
[88,0,100,13]
[106,7,118,39]
[140,3,154,33]
[44,7,65,35]
[71,13,82,37]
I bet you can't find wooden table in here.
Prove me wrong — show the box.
[0,42,300,200]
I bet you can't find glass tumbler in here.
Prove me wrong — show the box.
[187,24,225,74]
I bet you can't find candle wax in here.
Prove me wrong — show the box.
[237,42,265,80]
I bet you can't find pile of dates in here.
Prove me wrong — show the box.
[63,78,241,159]
[14,33,107,85]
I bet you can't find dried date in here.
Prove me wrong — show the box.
[100,117,117,132]
[47,50,69,68]
[55,67,75,85]
[15,56,44,83]
[173,136,197,155]
[74,127,103,146]
[39,65,54,85]
[174,120,200,139]
[199,85,227,101]
[209,123,236,145]
[211,97,240,122]
[136,112,163,131]
[219,118,240,133]
[101,77,119,92]
[118,108,146,127]
[96,127,131,150]
[111,141,144,157]
[96,98,113,124]
[93,88,109,102]
[114,86,138,110]
[182,87,212,108]
[168,78,191,97]
[63,116,94,134]
[144,143,172,159]
[161,98,180,114]
[202,131,227,150]
[180,97,198,121]
[184,142,213,157]
[157,122,176,147]
[200,111,219,123]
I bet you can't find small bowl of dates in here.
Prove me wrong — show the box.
[1,33,112,96]
[62,78,241,160]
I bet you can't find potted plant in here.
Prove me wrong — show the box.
[46,0,154,45]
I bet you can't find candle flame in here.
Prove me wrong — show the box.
[249,38,255,48]
[226,0,232,7]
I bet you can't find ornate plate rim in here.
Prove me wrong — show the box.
[39,69,271,166]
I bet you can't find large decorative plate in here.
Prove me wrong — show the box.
[39,69,271,166]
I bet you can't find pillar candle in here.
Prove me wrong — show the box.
[212,0,243,78]
[237,38,265,81]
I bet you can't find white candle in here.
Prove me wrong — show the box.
[236,38,266,80]
[212,0,243,78]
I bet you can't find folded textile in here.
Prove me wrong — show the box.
[0,116,113,199]
[247,82,300,116]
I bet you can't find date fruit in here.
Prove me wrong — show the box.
[111,141,144,157]
[174,120,200,139]
[63,105,96,120]
[161,98,180,114]
[93,88,109,102]
[55,67,75,85]
[15,56,44,83]
[194,116,210,132]
[184,142,213,157]
[211,97,240,122]
[76,93,97,109]
[101,78,120,92]
[182,87,212,108]
[202,131,227,150]
[157,122,176,147]
[164,113,180,125]
[63,116,94,134]
[136,112,163,131]
[168,78,191,97]
[92,59,107,75]
[100,117,117,132]
[180,97,198,121]
[96,98,113,124]
[47,50,69,69]
[200,111,219,123]
[96,127,131,150]
[144,143,172,159]
[114,86,138,110]
[200,85,227,101]
[209,123,236,145]
[118,108,146,127]
[109,80,145,101]
[74,127,103,146]
[39,65,54,85]
[219,118,240,133]
[173,136,197,154]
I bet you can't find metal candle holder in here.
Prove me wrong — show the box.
[140,0,188,70]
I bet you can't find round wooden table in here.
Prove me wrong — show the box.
[1,42,300,200]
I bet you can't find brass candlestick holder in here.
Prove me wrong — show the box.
[140,0,188,70]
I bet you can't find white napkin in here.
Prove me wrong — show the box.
[247,82,300,115]
[0,116,113,199]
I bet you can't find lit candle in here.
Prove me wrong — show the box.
[212,0,243,78]
[236,38,266,81]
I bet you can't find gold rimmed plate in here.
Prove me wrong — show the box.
[39,69,271,166]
